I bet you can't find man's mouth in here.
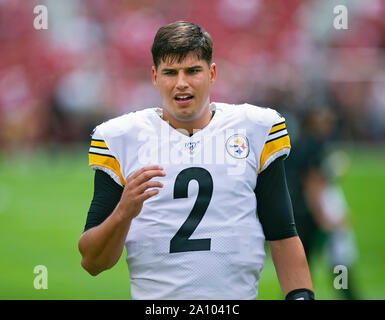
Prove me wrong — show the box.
[174,94,194,105]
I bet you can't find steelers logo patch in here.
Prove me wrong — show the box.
[226,134,249,159]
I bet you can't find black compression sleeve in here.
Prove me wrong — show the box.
[84,170,123,232]
[255,156,298,241]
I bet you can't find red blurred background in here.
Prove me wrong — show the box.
[1,0,384,150]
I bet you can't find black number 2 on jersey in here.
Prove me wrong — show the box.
[170,167,213,253]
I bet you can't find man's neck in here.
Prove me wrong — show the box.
[162,105,213,135]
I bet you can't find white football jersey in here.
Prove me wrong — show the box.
[88,102,291,299]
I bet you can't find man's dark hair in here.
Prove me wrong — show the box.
[151,21,213,69]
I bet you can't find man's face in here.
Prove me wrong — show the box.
[152,52,216,123]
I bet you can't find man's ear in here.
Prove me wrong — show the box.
[151,66,158,88]
[209,63,217,85]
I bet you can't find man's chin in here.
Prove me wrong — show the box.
[171,106,198,122]
[174,111,197,122]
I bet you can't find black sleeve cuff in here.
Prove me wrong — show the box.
[285,288,315,300]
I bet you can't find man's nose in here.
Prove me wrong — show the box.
[176,72,188,89]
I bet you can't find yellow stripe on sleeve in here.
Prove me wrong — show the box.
[90,140,108,149]
[269,123,286,135]
[259,135,291,173]
[89,153,125,186]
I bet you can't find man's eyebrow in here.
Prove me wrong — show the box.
[187,65,203,70]
[160,68,177,73]
[160,65,203,72]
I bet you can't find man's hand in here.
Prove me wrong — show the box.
[79,165,166,276]
[116,165,166,222]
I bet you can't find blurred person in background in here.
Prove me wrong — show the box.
[285,107,359,299]
[321,150,358,300]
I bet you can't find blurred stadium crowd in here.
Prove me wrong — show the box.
[0,0,384,150]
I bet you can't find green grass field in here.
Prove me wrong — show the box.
[0,144,384,299]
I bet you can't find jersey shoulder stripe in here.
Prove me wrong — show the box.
[88,134,125,186]
[89,138,114,157]
[259,118,291,173]
[89,152,124,183]
[268,121,287,141]
[87,110,153,187]
[269,121,286,135]
[90,139,108,149]
[266,131,288,143]
[89,151,116,159]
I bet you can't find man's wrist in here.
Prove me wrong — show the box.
[285,288,315,300]
[114,203,134,225]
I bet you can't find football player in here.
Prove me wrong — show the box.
[78,21,314,300]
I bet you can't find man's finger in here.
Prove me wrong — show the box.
[126,166,164,184]
[135,181,164,194]
[135,189,159,202]
[132,169,166,186]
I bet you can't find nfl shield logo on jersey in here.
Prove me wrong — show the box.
[226,134,249,159]
[185,141,200,154]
